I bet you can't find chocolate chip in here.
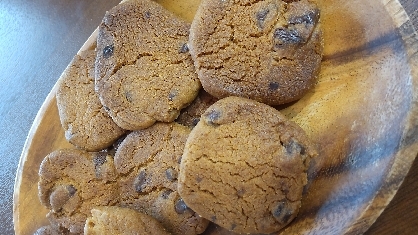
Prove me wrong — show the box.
[125,91,133,102]
[269,82,280,91]
[257,9,270,22]
[93,152,108,178]
[93,153,107,167]
[168,91,177,101]
[237,188,246,198]
[204,109,221,126]
[273,28,302,46]
[256,8,270,28]
[289,9,320,25]
[165,167,178,181]
[272,201,294,224]
[175,198,189,214]
[256,3,279,29]
[103,45,114,59]
[161,189,174,199]
[285,140,305,155]
[49,185,76,212]
[67,185,76,197]
[134,171,147,193]
[179,43,189,53]
[281,210,293,224]
[272,202,284,217]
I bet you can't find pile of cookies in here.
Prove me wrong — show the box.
[36,0,322,234]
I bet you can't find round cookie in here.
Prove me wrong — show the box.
[189,0,323,105]
[56,48,126,151]
[178,96,317,234]
[95,0,201,130]
[84,206,171,235]
[175,89,218,129]
[38,149,119,234]
[114,122,209,235]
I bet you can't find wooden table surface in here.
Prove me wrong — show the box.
[1,0,417,234]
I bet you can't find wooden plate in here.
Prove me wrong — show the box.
[13,0,418,234]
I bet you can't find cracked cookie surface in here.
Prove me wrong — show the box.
[56,49,126,151]
[84,206,171,235]
[178,96,317,234]
[38,149,119,234]
[114,122,209,235]
[95,0,201,130]
[189,0,323,105]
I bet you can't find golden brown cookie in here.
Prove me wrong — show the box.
[56,49,126,151]
[175,89,218,129]
[178,96,317,234]
[84,206,171,235]
[95,0,201,130]
[114,122,209,235]
[38,149,119,234]
[189,0,323,105]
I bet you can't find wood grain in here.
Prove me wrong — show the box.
[13,0,418,235]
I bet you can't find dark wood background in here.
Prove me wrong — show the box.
[1,0,417,234]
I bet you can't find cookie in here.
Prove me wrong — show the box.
[95,0,201,130]
[178,96,317,234]
[32,225,73,235]
[84,206,171,235]
[189,0,323,105]
[175,89,218,128]
[56,48,126,151]
[38,149,119,234]
[114,122,209,235]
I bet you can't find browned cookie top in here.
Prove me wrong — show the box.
[84,206,172,235]
[56,49,126,151]
[178,96,317,234]
[114,122,209,235]
[38,149,119,234]
[95,0,200,130]
[189,0,323,105]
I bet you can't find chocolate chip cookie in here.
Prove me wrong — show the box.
[114,122,209,235]
[84,206,171,235]
[178,96,317,234]
[56,49,126,151]
[38,149,119,234]
[189,0,323,105]
[176,89,218,129]
[95,0,201,130]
